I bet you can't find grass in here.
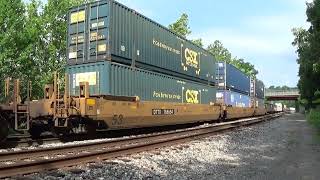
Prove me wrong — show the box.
[307,109,320,130]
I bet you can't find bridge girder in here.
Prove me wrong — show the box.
[265,95,299,101]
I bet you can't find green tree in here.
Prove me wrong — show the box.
[21,0,49,99]
[0,0,26,79]
[168,13,204,47]
[0,0,29,101]
[232,57,258,76]
[292,0,320,108]
[27,0,88,98]
[191,38,204,47]
[207,40,232,63]
[0,0,88,100]
[168,13,191,38]
[42,0,86,74]
[207,40,258,76]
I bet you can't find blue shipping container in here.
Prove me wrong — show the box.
[67,61,216,104]
[216,62,250,95]
[216,90,251,107]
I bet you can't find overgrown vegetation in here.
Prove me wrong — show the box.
[168,13,258,77]
[307,109,320,129]
[292,0,320,110]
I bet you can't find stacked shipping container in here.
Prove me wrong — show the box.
[216,62,250,95]
[67,0,216,85]
[66,0,266,107]
[66,0,217,104]
[215,62,251,107]
[215,62,265,107]
[67,62,216,104]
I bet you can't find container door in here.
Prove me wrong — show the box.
[88,2,110,63]
[68,7,86,65]
[216,62,225,88]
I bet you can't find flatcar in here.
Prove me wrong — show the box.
[0,76,271,143]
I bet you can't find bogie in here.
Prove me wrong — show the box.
[0,115,9,142]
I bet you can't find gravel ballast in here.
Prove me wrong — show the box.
[22,113,320,180]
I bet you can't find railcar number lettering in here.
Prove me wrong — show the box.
[152,109,175,115]
[112,114,124,125]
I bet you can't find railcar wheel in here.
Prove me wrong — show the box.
[86,123,97,136]
[29,125,43,138]
[0,116,9,142]
[53,127,72,137]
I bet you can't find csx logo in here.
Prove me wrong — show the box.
[185,89,199,104]
[184,48,199,68]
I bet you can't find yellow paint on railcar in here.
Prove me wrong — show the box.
[255,108,267,116]
[226,107,255,119]
[77,98,221,129]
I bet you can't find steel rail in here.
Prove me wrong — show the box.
[0,113,282,178]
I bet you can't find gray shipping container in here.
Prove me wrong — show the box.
[256,98,265,108]
[66,61,216,104]
[255,79,265,99]
[215,62,250,95]
[67,0,216,85]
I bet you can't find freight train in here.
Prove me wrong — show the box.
[0,0,278,143]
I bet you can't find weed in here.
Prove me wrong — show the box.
[307,109,320,130]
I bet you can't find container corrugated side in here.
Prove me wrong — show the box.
[216,90,250,107]
[215,62,250,95]
[67,0,216,85]
[66,61,216,104]
[67,1,111,65]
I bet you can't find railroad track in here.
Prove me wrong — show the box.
[0,113,282,178]
[2,137,60,149]
[1,124,204,149]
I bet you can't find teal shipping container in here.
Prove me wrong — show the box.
[66,62,216,104]
[67,0,216,85]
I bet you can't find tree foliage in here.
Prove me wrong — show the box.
[191,38,204,47]
[0,0,26,79]
[207,40,232,63]
[168,13,191,38]
[0,0,86,100]
[268,85,292,90]
[207,40,258,76]
[292,0,320,108]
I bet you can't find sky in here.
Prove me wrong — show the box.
[116,0,310,88]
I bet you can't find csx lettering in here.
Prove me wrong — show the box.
[184,48,199,68]
[185,90,199,104]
